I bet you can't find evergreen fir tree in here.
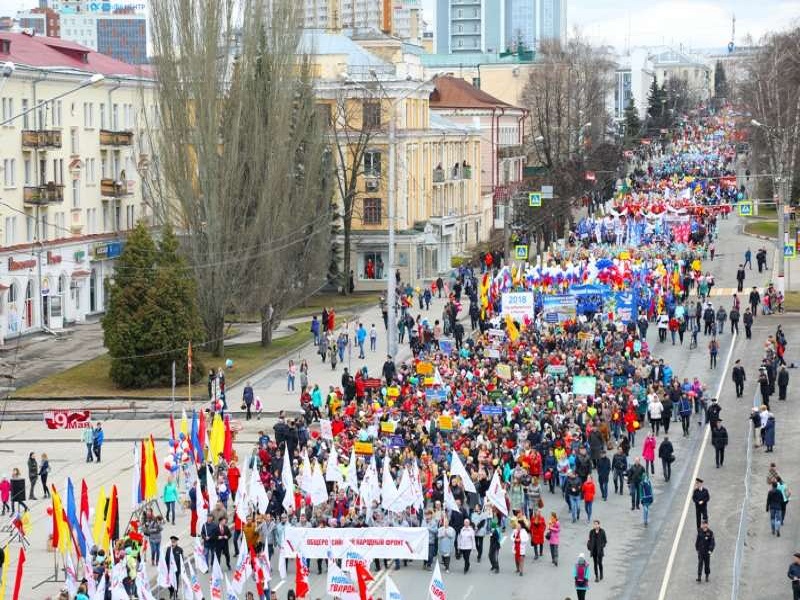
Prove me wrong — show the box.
[623,98,642,147]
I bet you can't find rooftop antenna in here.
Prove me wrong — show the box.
[625,11,631,55]
[728,13,736,53]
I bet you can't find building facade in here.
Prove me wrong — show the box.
[429,75,526,232]
[538,0,566,46]
[16,8,61,37]
[308,33,486,289]
[0,32,155,344]
[301,0,422,44]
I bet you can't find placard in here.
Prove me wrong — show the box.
[425,388,447,403]
[542,294,577,323]
[572,376,597,396]
[480,405,504,416]
[416,362,434,376]
[380,421,396,434]
[496,364,512,380]
[354,441,373,455]
[438,415,453,431]
[386,386,400,398]
[320,418,333,440]
[43,409,91,429]
[501,292,535,319]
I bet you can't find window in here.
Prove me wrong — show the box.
[7,282,16,303]
[83,102,94,127]
[86,158,96,183]
[472,77,481,89]
[362,251,384,279]
[1,97,13,122]
[99,102,106,129]
[26,214,34,241]
[3,158,15,187]
[54,212,65,238]
[362,198,382,225]
[53,100,62,127]
[23,158,31,185]
[362,101,381,128]
[101,155,108,178]
[126,204,134,229]
[21,99,28,129]
[4,216,16,245]
[102,204,110,232]
[112,103,119,130]
[315,103,332,127]
[72,178,80,208]
[364,151,381,177]
[41,214,48,241]
[52,158,64,185]
[70,128,79,154]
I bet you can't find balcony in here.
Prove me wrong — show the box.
[433,168,445,183]
[21,130,62,149]
[497,144,525,159]
[463,166,472,179]
[99,129,134,146]
[101,178,133,198]
[23,183,65,205]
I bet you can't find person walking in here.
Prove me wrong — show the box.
[767,482,784,536]
[546,512,560,567]
[658,436,674,481]
[92,423,104,463]
[627,458,645,510]
[612,448,628,496]
[749,287,761,317]
[736,264,746,292]
[678,395,692,436]
[693,478,710,530]
[287,360,297,393]
[82,427,94,463]
[512,519,529,576]
[764,412,776,452]
[10,468,27,513]
[242,381,254,420]
[744,248,752,270]
[587,520,607,582]
[143,513,163,566]
[596,452,610,501]
[640,473,654,527]
[165,535,183,600]
[582,476,596,522]
[457,519,476,573]
[711,421,728,468]
[0,476,10,514]
[369,324,378,352]
[162,475,179,525]
[732,360,746,398]
[730,304,740,335]
[488,516,502,573]
[26,453,38,500]
[530,509,546,561]
[708,337,719,369]
[788,552,800,600]
[695,521,715,582]
[437,517,455,574]
[716,306,727,335]
[574,554,591,600]
[356,323,367,359]
[778,366,789,401]
[642,432,656,476]
[39,453,50,498]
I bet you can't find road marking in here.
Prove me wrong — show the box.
[656,329,737,600]
[368,567,389,594]
[273,579,285,591]
[464,584,475,599]
[731,388,761,600]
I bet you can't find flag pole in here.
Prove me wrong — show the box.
[187,342,193,406]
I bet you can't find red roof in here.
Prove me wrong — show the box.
[0,31,151,78]
[429,75,521,110]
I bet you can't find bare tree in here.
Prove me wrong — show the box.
[148,0,331,354]
[328,87,382,293]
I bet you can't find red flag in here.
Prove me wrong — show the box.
[140,440,147,504]
[169,413,176,442]
[149,434,159,480]
[11,547,26,600]
[249,546,266,597]
[354,561,374,600]
[187,342,193,373]
[294,556,309,599]
[198,410,207,462]
[223,415,233,463]
[107,485,119,543]
[79,480,89,525]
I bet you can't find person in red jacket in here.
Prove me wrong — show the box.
[227,463,240,501]
[530,508,546,560]
[581,476,596,522]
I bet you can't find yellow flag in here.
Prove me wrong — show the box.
[20,512,31,536]
[0,544,9,600]
[180,409,189,439]
[505,314,520,343]
[50,489,70,555]
[144,437,158,500]
[93,486,108,552]
[209,414,225,465]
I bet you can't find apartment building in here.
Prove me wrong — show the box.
[307,32,485,288]
[0,31,155,343]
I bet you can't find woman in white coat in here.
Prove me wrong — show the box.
[512,518,530,576]
[457,519,477,573]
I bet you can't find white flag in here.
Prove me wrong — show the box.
[326,560,360,600]
[83,559,97,597]
[91,574,107,600]
[380,453,400,512]
[385,574,404,600]
[185,558,204,600]
[278,548,287,581]
[157,545,171,589]
[486,470,508,516]
[395,468,415,510]
[195,478,208,524]
[193,537,209,574]
[64,553,78,599]
[224,574,240,600]
[229,537,250,596]
[110,560,128,600]
[411,462,425,510]
[206,464,219,508]
[345,448,358,492]
[309,463,330,506]
[449,451,476,494]
[210,554,224,599]
[136,560,157,600]
[443,475,459,514]
[301,451,313,495]
[131,442,141,509]
[248,469,269,514]
[325,445,344,484]
[281,444,296,512]
[428,560,446,600]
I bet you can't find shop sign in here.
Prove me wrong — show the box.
[46,251,62,265]
[7,257,36,271]
[74,250,85,263]
[91,241,124,261]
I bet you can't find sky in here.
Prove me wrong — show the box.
[0,0,797,52]
[420,0,800,51]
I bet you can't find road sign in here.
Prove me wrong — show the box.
[784,244,795,259]
[541,185,554,199]
[514,245,528,260]
[528,192,542,207]
[737,201,753,216]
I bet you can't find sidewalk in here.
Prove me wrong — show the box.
[226,292,459,414]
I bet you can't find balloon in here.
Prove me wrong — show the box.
[225,359,234,368]
[178,432,186,440]
[387,400,394,407]
[164,459,175,470]
[633,420,640,430]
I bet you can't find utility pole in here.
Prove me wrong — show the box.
[386,101,397,359]
[504,194,512,265]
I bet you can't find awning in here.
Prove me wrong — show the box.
[72,270,91,278]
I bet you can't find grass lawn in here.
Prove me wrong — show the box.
[225,292,380,323]
[783,292,800,312]
[15,324,310,399]
[744,220,778,238]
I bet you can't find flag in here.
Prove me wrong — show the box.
[10,547,25,600]
[427,560,446,600]
[230,539,250,596]
[385,575,403,600]
[309,463,329,506]
[83,559,96,597]
[197,409,207,464]
[0,544,9,600]
[64,553,78,598]
[136,561,156,600]
[223,415,233,463]
[248,546,267,598]
[185,558,204,600]
[19,512,30,538]
[110,558,128,600]
[344,448,358,492]
[206,464,218,508]
[278,549,287,581]
[210,555,224,599]
[190,410,202,464]
[91,574,106,600]
[443,475,458,514]
[66,478,86,557]
[50,486,70,554]
[325,445,343,484]
[132,442,143,508]
[281,445,296,513]
[180,409,189,439]
[195,478,208,524]
[144,435,159,500]
[79,480,90,526]
[157,545,171,589]
[224,575,239,600]
[187,342,193,373]
[300,452,313,495]
[486,471,508,516]
[504,314,519,343]
[106,485,119,544]
[354,561,374,600]
[380,452,399,512]
[449,451,476,494]
[193,537,209,574]
[325,561,359,600]
[295,556,309,599]
[92,486,108,552]
[169,413,176,442]
[209,414,225,465]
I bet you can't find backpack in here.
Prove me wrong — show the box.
[575,563,588,587]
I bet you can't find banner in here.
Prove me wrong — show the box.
[501,292,535,319]
[354,441,373,456]
[572,376,597,396]
[43,410,91,430]
[541,294,577,323]
[282,527,428,560]
[319,419,333,440]
[326,562,359,600]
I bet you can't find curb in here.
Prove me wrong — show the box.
[0,408,303,422]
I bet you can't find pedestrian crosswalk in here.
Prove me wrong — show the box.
[709,287,740,296]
